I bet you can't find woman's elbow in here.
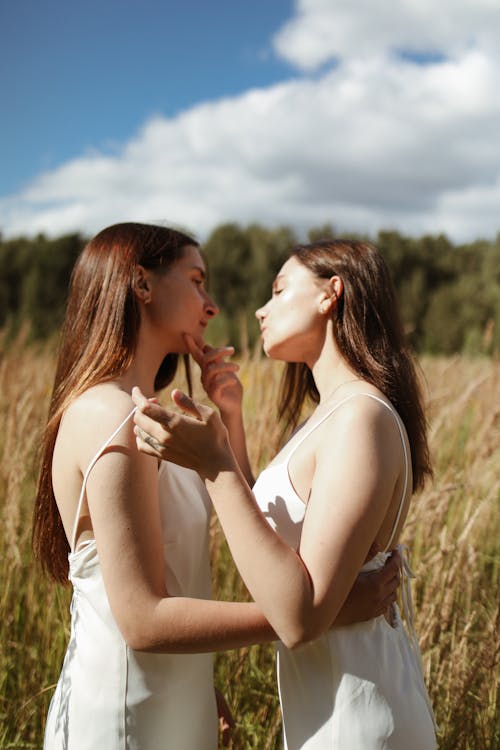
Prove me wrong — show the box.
[114,602,163,651]
[281,630,308,651]
[119,621,157,651]
[277,617,326,650]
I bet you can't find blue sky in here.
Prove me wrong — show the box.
[1,0,293,195]
[1,0,499,242]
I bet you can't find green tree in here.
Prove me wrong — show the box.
[1,225,499,357]
[0,232,84,339]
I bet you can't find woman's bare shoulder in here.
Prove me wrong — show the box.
[315,385,401,444]
[65,384,135,425]
[57,384,136,466]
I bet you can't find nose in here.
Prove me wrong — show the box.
[205,292,219,318]
[255,304,266,322]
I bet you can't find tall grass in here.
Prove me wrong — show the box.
[0,335,498,749]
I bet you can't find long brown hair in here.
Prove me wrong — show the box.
[278,239,432,491]
[33,222,197,583]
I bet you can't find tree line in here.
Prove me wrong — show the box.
[1,224,499,355]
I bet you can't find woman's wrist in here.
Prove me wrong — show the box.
[199,428,238,482]
[218,401,244,425]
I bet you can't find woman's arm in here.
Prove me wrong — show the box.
[133,389,402,649]
[75,395,275,653]
[177,340,401,629]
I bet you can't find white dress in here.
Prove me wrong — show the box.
[253,394,437,750]
[44,409,218,750]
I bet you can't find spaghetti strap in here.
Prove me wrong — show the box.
[70,406,137,552]
[253,392,438,746]
[361,395,410,551]
[287,394,363,455]
[288,392,409,552]
[46,402,219,748]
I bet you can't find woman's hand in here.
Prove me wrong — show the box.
[185,334,243,418]
[132,387,235,481]
[184,335,254,485]
[334,548,401,627]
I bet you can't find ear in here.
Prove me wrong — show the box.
[319,275,343,314]
[133,265,152,304]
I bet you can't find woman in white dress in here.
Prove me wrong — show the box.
[34,224,400,750]
[133,238,438,749]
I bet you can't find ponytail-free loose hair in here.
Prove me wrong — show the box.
[278,239,432,492]
[33,222,197,583]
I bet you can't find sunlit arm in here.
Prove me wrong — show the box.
[202,400,400,649]
[82,398,275,654]
[132,388,404,648]
[219,408,255,486]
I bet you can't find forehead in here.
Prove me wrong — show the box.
[176,244,206,273]
[275,255,313,282]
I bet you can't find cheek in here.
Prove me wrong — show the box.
[172,287,203,319]
[263,315,297,355]
[280,299,311,332]
[266,299,318,352]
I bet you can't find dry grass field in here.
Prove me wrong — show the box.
[0,333,498,748]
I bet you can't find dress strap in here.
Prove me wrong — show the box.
[70,407,137,552]
[287,393,409,551]
[286,394,363,456]
[362,395,410,551]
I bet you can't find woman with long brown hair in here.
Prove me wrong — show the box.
[133,239,438,749]
[35,225,401,750]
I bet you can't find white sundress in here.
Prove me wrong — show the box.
[253,394,438,750]
[43,408,218,750]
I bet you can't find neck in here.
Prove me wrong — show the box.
[119,327,174,398]
[307,323,359,403]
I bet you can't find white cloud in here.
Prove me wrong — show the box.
[1,1,499,243]
[273,0,500,70]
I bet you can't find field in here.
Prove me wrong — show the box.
[0,335,499,749]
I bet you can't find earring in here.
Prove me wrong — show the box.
[136,287,150,304]
[320,301,329,313]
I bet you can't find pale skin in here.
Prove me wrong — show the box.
[52,248,399,663]
[52,246,273,656]
[133,255,411,650]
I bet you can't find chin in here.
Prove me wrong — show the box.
[264,341,303,364]
[263,342,282,360]
[261,339,272,356]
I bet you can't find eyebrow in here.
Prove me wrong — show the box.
[272,274,284,288]
[190,265,206,279]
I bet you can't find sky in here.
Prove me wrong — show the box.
[1,0,499,243]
